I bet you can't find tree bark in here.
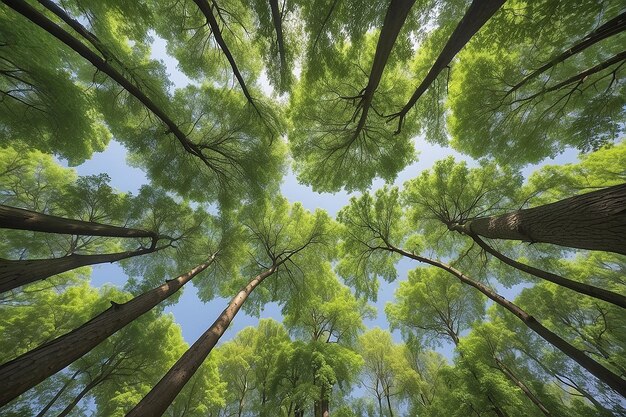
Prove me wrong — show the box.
[1,0,215,169]
[507,11,626,95]
[0,247,157,293]
[0,205,156,239]
[451,231,626,308]
[125,266,277,417]
[268,0,288,89]
[454,183,626,255]
[0,257,216,406]
[390,0,505,132]
[385,245,626,398]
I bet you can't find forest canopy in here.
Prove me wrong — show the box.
[0,0,625,416]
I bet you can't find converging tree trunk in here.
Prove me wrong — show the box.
[493,357,551,417]
[268,0,288,88]
[389,0,506,132]
[450,232,626,308]
[384,245,626,397]
[453,183,626,255]
[0,205,156,239]
[0,247,157,293]
[125,265,277,417]
[0,257,216,406]
[34,370,81,417]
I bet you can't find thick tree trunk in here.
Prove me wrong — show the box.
[0,205,156,239]
[386,245,626,398]
[0,257,215,406]
[493,357,551,417]
[455,183,626,255]
[452,232,626,308]
[125,266,277,417]
[0,247,156,293]
[34,370,81,417]
[507,11,626,95]
[390,0,505,131]
[1,0,213,167]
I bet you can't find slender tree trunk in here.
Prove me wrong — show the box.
[390,0,505,131]
[377,394,383,417]
[0,257,216,406]
[385,391,394,417]
[506,11,626,95]
[349,0,416,140]
[125,266,277,417]
[1,0,214,167]
[55,377,103,417]
[455,183,626,255]
[0,205,156,239]
[493,357,551,417]
[0,247,157,293]
[34,370,81,417]
[385,245,626,398]
[268,0,288,89]
[451,231,626,308]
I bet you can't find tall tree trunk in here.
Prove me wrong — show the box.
[0,257,216,406]
[1,0,215,168]
[192,0,260,117]
[349,0,416,141]
[125,266,277,417]
[385,245,626,398]
[268,0,288,90]
[493,357,551,417]
[506,11,626,95]
[454,183,626,255]
[34,370,81,417]
[389,0,506,132]
[450,231,626,308]
[0,205,156,239]
[385,390,394,417]
[0,247,157,293]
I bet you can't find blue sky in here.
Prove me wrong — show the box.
[74,35,580,360]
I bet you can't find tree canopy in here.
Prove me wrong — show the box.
[1,0,625,416]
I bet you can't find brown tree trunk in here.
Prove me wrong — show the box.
[268,0,288,89]
[493,357,551,417]
[125,266,277,417]
[452,231,626,308]
[2,0,214,168]
[0,247,157,293]
[385,245,626,398]
[0,205,156,239]
[390,0,505,132]
[34,370,81,417]
[0,257,215,406]
[349,0,416,141]
[456,183,626,255]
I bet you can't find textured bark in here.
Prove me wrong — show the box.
[0,247,156,293]
[349,0,416,141]
[385,245,626,397]
[2,0,215,168]
[125,266,277,417]
[390,0,505,131]
[507,11,626,95]
[0,205,156,239]
[0,257,215,406]
[494,357,551,417]
[457,183,626,255]
[453,231,626,308]
[268,0,287,86]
